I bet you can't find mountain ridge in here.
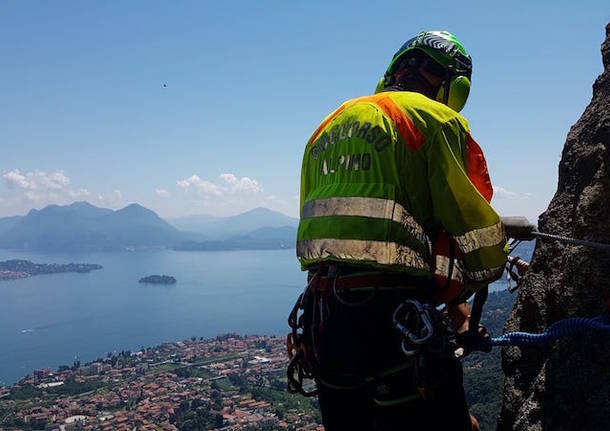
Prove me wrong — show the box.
[0,201,184,252]
[0,202,297,252]
[169,207,298,239]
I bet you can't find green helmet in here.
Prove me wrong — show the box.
[375,31,473,112]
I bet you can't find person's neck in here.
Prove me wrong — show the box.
[389,72,439,99]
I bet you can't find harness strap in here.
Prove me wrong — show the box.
[309,270,432,294]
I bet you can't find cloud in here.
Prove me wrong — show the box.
[493,186,533,200]
[2,169,80,203]
[177,175,224,198]
[155,188,170,198]
[97,189,123,207]
[175,172,284,215]
[176,173,263,200]
[69,188,90,199]
[24,190,60,202]
[0,168,130,215]
[219,173,263,194]
[3,169,70,191]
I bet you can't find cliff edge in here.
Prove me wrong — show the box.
[497,23,610,431]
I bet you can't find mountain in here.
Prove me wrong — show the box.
[166,214,222,235]
[169,207,298,239]
[0,202,299,252]
[175,225,296,251]
[0,201,187,251]
[0,216,23,236]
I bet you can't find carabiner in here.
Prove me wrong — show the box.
[393,299,435,345]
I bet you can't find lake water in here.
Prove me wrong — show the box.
[0,249,307,385]
[0,248,520,385]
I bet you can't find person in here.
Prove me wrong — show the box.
[289,30,507,430]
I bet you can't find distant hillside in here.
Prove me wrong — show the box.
[0,201,188,252]
[175,226,296,251]
[0,216,22,236]
[170,207,298,239]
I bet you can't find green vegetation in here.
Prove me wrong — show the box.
[227,371,321,425]
[212,377,237,393]
[170,399,223,430]
[47,378,105,396]
[151,363,180,375]
[251,385,321,424]
[9,378,105,401]
[9,385,42,400]
[174,367,212,379]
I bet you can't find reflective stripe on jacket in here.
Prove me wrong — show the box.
[297,91,507,287]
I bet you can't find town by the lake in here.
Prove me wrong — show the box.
[0,335,322,431]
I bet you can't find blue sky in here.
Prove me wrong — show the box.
[1,1,608,222]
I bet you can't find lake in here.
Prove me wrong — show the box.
[0,247,521,385]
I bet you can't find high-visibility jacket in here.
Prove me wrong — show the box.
[434,137,496,302]
[297,91,507,289]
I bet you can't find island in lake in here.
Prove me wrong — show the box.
[139,274,176,285]
[0,260,102,281]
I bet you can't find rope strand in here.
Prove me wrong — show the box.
[491,314,610,347]
[532,231,610,251]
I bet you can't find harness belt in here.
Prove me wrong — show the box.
[307,265,433,294]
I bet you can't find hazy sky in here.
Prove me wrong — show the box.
[1,1,608,222]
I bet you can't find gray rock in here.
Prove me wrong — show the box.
[497,23,610,431]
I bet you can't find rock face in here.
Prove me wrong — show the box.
[497,23,610,431]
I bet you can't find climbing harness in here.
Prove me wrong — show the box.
[287,265,383,396]
[287,265,433,397]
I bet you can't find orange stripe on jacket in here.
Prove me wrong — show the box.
[372,96,425,152]
[465,133,493,202]
[307,103,349,147]
[307,95,425,153]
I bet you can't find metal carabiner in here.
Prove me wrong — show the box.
[393,299,435,345]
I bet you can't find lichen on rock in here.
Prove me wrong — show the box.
[497,23,610,431]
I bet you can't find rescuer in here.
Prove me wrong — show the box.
[288,31,507,430]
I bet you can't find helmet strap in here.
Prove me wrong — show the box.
[440,75,451,105]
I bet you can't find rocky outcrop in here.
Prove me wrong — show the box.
[497,23,610,431]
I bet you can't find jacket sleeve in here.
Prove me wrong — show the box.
[425,122,507,288]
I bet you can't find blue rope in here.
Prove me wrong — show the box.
[491,313,610,347]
